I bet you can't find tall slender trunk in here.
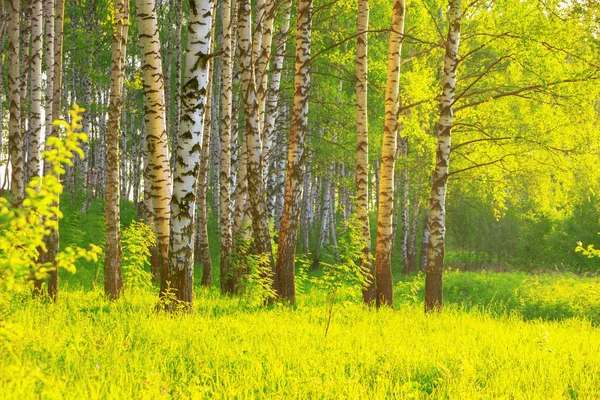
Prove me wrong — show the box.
[425,0,462,312]
[172,0,183,166]
[136,0,172,294]
[195,6,219,286]
[19,0,32,187]
[406,199,420,273]
[265,1,291,219]
[301,161,311,256]
[197,80,214,287]
[8,0,23,207]
[164,0,173,158]
[356,0,375,304]
[29,0,43,188]
[275,0,313,303]
[374,0,405,308]
[0,3,6,165]
[119,103,127,201]
[210,19,222,218]
[399,137,409,270]
[41,0,65,300]
[255,0,275,140]
[104,0,129,300]
[168,0,214,306]
[419,212,430,271]
[238,0,276,289]
[312,167,331,270]
[219,0,235,294]
[80,54,92,211]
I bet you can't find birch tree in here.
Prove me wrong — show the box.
[0,3,6,166]
[7,0,23,207]
[374,0,405,307]
[425,0,461,312]
[27,0,43,189]
[275,0,313,303]
[39,0,65,299]
[169,0,213,306]
[136,0,172,295]
[104,0,129,299]
[355,0,375,304]
[238,0,276,285]
[219,0,235,294]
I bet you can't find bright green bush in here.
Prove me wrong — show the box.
[121,221,155,293]
[0,106,101,295]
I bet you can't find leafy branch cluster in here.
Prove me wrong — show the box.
[0,105,102,294]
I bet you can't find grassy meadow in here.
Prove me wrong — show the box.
[2,267,599,399]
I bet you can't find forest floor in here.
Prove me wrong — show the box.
[1,269,599,399]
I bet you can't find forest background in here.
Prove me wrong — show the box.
[1,0,600,397]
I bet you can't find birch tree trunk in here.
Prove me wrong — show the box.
[197,83,213,287]
[8,0,23,207]
[374,0,405,307]
[0,3,6,165]
[312,167,331,270]
[104,0,128,300]
[356,0,375,304]
[136,0,173,295]
[275,0,313,303]
[264,1,291,218]
[28,0,43,188]
[420,212,430,271]
[219,0,235,294]
[40,0,65,300]
[164,0,173,153]
[406,200,420,273]
[238,0,276,288]
[399,137,409,270]
[172,0,183,163]
[19,1,31,186]
[169,0,213,306]
[425,0,462,312]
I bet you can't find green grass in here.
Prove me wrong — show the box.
[394,270,600,325]
[3,199,599,398]
[2,272,600,399]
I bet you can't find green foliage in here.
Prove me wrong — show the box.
[121,221,155,293]
[311,214,370,299]
[0,106,102,295]
[231,237,278,309]
[298,214,371,336]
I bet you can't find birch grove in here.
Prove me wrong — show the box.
[0,0,598,318]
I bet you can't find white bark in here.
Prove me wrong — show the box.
[168,0,214,306]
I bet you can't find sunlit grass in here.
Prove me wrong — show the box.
[2,274,599,399]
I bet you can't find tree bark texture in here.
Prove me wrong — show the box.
[136,0,173,296]
[219,0,235,294]
[104,0,129,300]
[275,0,313,303]
[8,0,23,207]
[28,0,43,189]
[238,0,277,290]
[425,0,461,312]
[356,0,375,304]
[169,0,213,307]
[374,0,405,308]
